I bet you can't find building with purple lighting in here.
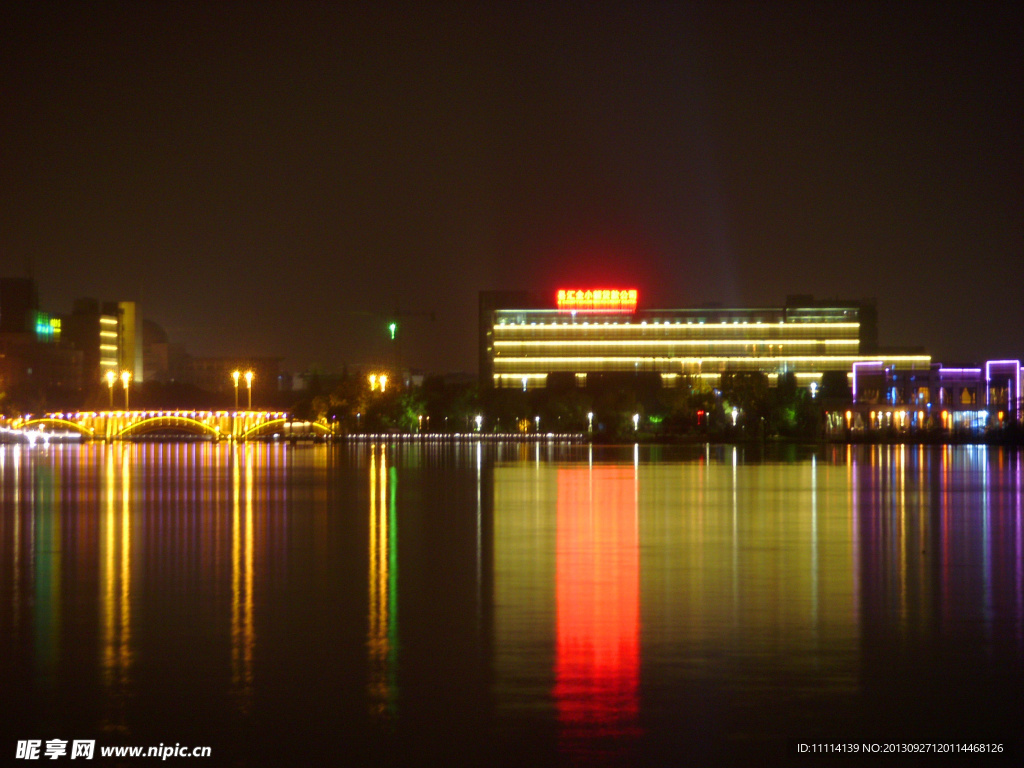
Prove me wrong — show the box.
[829,359,1022,436]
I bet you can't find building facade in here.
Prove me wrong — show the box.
[0,278,82,392]
[64,298,136,385]
[825,359,1022,436]
[480,289,930,391]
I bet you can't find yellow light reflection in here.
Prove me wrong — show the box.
[368,445,396,717]
[245,445,254,682]
[100,444,133,732]
[231,448,240,684]
[231,444,255,700]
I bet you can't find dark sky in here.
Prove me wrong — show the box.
[3,1,1021,374]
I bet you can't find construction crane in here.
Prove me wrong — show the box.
[385,309,436,341]
[334,307,435,383]
[384,309,436,378]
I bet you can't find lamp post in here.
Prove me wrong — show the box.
[121,370,132,410]
[232,370,241,410]
[587,411,593,434]
[106,370,116,410]
[535,415,540,433]
[632,413,639,432]
[244,371,254,410]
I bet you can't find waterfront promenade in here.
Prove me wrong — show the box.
[0,410,587,443]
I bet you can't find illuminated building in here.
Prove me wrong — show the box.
[0,278,81,390]
[118,301,143,383]
[480,289,930,391]
[828,358,1023,435]
[65,298,132,385]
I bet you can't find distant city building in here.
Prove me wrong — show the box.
[0,277,82,391]
[64,298,136,385]
[118,300,143,383]
[142,319,189,383]
[480,289,928,391]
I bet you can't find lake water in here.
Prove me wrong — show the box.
[1,442,1021,765]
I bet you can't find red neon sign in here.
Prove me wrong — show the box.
[557,289,638,313]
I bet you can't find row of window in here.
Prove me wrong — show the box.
[493,355,931,375]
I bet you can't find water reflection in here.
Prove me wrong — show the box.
[554,466,640,758]
[0,443,1021,764]
[231,444,255,705]
[101,446,133,732]
[31,454,59,689]
[368,444,398,718]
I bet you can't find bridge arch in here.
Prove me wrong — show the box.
[239,419,332,440]
[116,416,222,439]
[21,418,95,437]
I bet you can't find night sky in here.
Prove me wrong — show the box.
[3,2,1021,374]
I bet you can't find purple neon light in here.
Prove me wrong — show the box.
[984,360,1021,412]
[851,361,883,402]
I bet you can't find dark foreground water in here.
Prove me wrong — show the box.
[1,442,1021,766]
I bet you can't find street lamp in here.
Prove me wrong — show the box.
[379,374,387,393]
[232,370,241,410]
[475,414,482,432]
[587,411,593,434]
[244,370,253,410]
[534,415,540,433]
[121,370,132,410]
[105,370,116,410]
[632,413,639,432]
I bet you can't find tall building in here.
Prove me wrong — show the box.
[480,289,927,391]
[64,298,142,386]
[118,301,143,383]
[0,278,81,392]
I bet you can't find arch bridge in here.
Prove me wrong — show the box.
[12,411,332,441]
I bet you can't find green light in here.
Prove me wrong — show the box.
[388,322,397,340]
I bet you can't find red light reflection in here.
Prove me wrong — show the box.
[554,466,640,752]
